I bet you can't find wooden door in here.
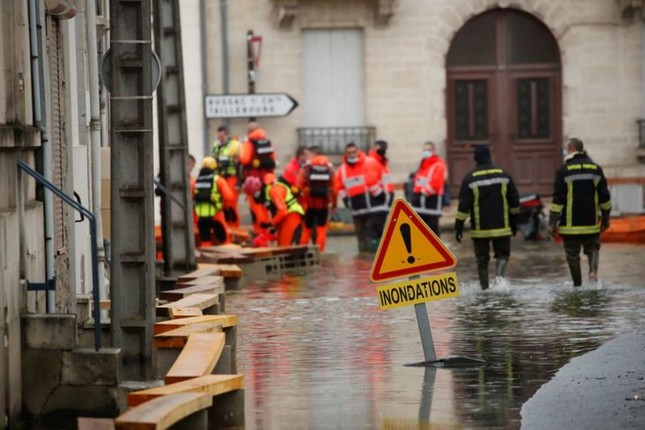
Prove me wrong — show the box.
[446,9,561,196]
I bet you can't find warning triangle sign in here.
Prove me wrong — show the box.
[370,198,457,283]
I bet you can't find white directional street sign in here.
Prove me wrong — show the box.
[204,93,299,118]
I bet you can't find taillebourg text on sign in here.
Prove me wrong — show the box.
[205,93,298,118]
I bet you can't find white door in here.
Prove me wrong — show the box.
[302,29,364,127]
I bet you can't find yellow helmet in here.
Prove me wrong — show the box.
[201,156,218,170]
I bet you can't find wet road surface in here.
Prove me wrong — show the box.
[227,235,645,429]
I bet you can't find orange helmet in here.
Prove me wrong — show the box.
[263,172,276,185]
[311,155,330,166]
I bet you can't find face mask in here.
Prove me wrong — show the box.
[253,191,261,199]
[422,150,433,159]
[346,156,358,164]
[562,149,569,160]
[376,148,386,156]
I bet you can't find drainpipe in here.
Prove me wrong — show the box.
[220,0,230,130]
[86,0,108,303]
[29,0,55,312]
[200,0,210,156]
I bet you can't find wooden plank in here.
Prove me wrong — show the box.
[114,392,211,430]
[165,333,225,384]
[154,323,224,349]
[160,283,224,302]
[168,307,203,319]
[175,275,225,288]
[177,268,219,283]
[127,374,245,407]
[156,293,218,317]
[78,417,114,430]
[154,314,238,335]
[197,263,242,278]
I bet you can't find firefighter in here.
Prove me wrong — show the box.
[410,141,447,235]
[335,142,387,253]
[241,176,275,247]
[368,140,395,241]
[212,125,241,227]
[298,154,336,251]
[548,138,612,286]
[264,172,305,246]
[239,121,276,181]
[454,145,520,290]
[280,146,312,207]
[193,156,235,247]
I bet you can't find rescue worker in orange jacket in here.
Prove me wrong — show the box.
[264,172,305,246]
[280,146,311,208]
[334,142,387,253]
[212,125,241,227]
[193,157,235,246]
[297,154,336,252]
[241,176,274,247]
[410,141,447,235]
[367,140,395,242]
[239,121,276,181]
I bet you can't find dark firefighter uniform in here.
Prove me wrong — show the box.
[455,145,520,290]
[549,151,611,286]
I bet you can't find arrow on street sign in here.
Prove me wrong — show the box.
[204,93,299,118]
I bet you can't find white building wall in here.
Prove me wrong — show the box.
[196,0,645,182]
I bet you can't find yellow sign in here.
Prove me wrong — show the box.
[376,272,460,310]
[370,199,457,283]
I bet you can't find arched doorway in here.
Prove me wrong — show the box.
[446,9,561,196]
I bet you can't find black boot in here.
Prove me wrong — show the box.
[477,263,489,290]
[587,250,599,282]
[566,258,582,287]
[496,258,509,278]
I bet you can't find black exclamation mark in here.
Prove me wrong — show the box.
[400,223,415,264]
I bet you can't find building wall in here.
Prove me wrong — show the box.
[201,0,644,183]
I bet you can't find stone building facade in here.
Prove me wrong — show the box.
[194,0,645,209]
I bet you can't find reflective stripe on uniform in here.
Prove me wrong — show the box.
[256,146,274,154]
[412,194,442,216]
[564,173,601,183]
[343,175,366,188]
[469,177,510,189]
[559,225,601,235]
[310,173,331,181]
[471,227,512,238]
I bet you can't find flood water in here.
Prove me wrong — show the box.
[227,235,645,429]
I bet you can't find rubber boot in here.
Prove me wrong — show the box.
[496,258,509,278]
[566,257,582,287]
[315,226,327,252]
[587,250,599,282]
[477,263,489,290]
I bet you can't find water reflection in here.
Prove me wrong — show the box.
[228,236,645,429]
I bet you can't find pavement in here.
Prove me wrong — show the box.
[520,333,645,429]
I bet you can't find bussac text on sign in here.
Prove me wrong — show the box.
[204,93,298,118]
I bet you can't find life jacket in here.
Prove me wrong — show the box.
[212,138,238,177]
[308,164,332,198]
[193,169,223,217]
[278,175,301,198]
[411,156,446,216]
[265,181,304,217]
[337,154,387,215]
[251,138,276,170]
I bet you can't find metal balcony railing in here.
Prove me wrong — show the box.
[297,126,376,154]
